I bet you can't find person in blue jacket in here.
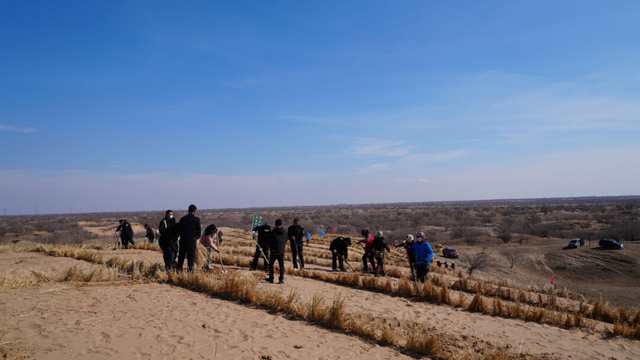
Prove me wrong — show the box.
[409,232,433,282]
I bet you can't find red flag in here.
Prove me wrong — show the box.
[550,275,555,284]
[332,227,336,234]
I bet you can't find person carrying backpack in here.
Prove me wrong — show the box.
[372,231,391,276]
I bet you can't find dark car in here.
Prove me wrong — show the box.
[442,248,459,258]
[598,239,625,249]
[567,239,581,249]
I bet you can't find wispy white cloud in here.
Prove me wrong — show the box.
[0,125,37,133]
[357,163,389,173]
[345,139,410,157]
[1,145,638,214]
[399,150,470,165]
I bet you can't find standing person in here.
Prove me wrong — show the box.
[372,231,391,276]
[409,232,434,282]
[288,218,305,270]
[330,236,351,271]
[115,219,135,249]
[199,224,220,270]
[144,224,155,244]
[395,234,416,277]
[358,229,375,272]
[266,219,287,284]
[158,210,179,271]
[176,204,202,273]
[251,223,271,271]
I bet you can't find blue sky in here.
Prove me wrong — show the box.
[1,1,639,215]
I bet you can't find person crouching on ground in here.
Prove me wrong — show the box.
[199,224,220,270]
[266,219,288,284]
[144,224,155,244]
[115,219,135,249]
[409,232,433,282]
[372,231,391,277]
[330,236,352,271]
[358,229,375,273]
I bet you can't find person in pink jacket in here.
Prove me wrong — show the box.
[199,224,220,270]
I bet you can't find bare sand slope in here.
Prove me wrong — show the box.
[0,252,105,274]
[0,282,410,360]
[263,271,640,360]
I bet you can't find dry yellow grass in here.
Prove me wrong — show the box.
[9,243,640,339]
[380,323,398,347]
[405,329,439,355]
[0,265,121,288]
[493,296,503,316]
[0,270,53,288]
[468,292,487,313]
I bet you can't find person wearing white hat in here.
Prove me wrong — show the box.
[395,234,417,279]
[409,232,433,282]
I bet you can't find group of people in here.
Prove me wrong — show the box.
[113,220,157,249]
[436,260,455,270]
[116,210,435,283]
[356,229,434,281]
[252,223,434,284]
[394,232,434,282]
[358,229,392,276]
[115,205,222,273]
[251,218,305,284]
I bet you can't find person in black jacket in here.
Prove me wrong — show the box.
[395,234,416,278]
[267,219,287,284]
[158,210,179,271]
[115,219,135,249]
[176,204,202,273]
[251,223,271,270]
[288,218,305,269]
[144,224,155,244]
[330,236,352,271]
[372,231,391,277]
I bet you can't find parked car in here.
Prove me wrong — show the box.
[574,238,585,246]
[567,239,581,249]
[598,239,625,249]
[442,248,459,258]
